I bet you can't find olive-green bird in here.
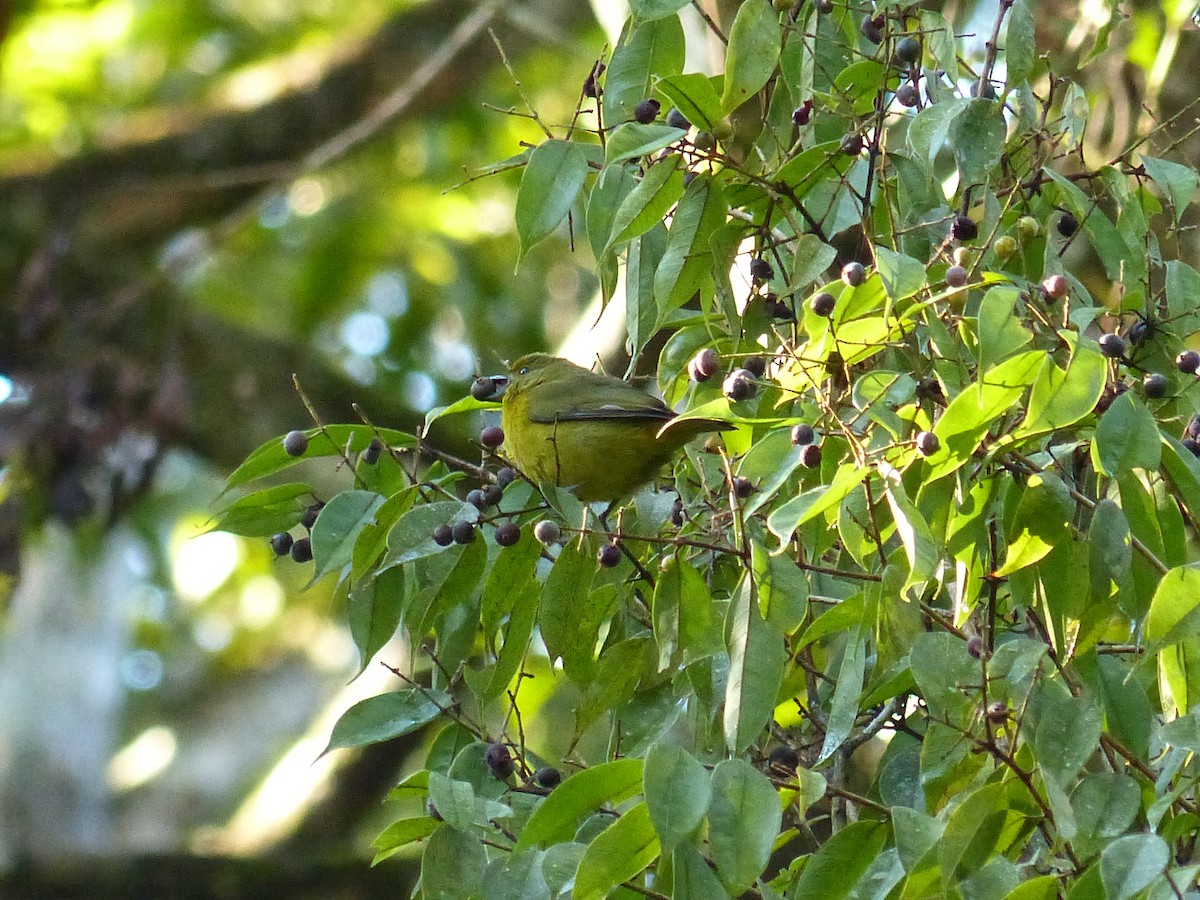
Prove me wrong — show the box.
[496,353,732,502]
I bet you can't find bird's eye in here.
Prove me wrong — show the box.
[519,366,529,375]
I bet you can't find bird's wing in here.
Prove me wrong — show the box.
[525,370,674,424]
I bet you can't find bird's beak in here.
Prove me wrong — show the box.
[489,375,509,399]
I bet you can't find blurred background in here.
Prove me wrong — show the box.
[0,0,1195,896]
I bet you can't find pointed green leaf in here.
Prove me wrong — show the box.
[515,140,589,262]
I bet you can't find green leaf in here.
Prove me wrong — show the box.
[573,802,660,900]
[603,122,687,165]
[515,140,589,262]
[1012,336,1105,440]
[1087,499,1132,608]
[587,163,638,259]
[880,464,938,596]
[516,758,645,850]
[626,223,668,358]
[907,98,969,170]
[427,771,477,832]
[421,825,486,900]
[539,541,602,674]
[348,566,405,675]
[976,285,1032,372]
[605,154,685,250]
[1141,155,1198,225]
[1099,834,1168,900]
[371,815,440,864]
[724,576,786,753]
[322,688,449,756]
[224,426,416,491]
[603,15,685,126]
[212,482,311,536]
[653,556,723,669]
[994,472,1073,577]
[1070,773,1140,853]
[767,464,866,544]
[720,0,781,114]
[817,631,866,763]
[1005,0,1036,86]
[656,72,723,130]
[1090,390,1161,476]
[708,759,782,894]
[672,842,731,899]
[789,821,889,900]
[310,489,386,581]
[629,0,689,22]
[1146,566,1200,651]
[643,742,711,853]
[1026,678,1101,786]
[1166,260,1200,339]
[926,351,1041,481]
[873,246,925,301]
[466,577,538,701]
[951,99,1006,186]
[653,173,727,315]
[381,500,470,569]
[1059,82,1089,149]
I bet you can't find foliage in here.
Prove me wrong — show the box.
[223,1,1200,896]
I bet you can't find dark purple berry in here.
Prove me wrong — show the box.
[483,484,504,507]
[486,742,515,779]
[791,423,815,446]
[467,489,489,509]
[1042,275,1068,299]
[895,37,921,66]
[302,502,323,530]
[362,437,383,465]
[481,425,505,449]
[534,520,562,545]
[271,532,294,556]
[495,522,521,547]
[283,430,309,457]
[1177,350,1200,375]
[1057,211,1078,237]
[432,523,454,546]
[451,521,476,545]
[750,258,774,282]
[1143,373,1169,399]
[840,133,864,155]
[970,79,997,99]
[634,98,661,124]
[1182,438,1200,458]
[860,15,883,44]
[810,291,836,316]
[1187,413,1200,440]
[534,766,562,789]
[841,262,866,287]
[743,356,767,378]
[915,430,940,456]
[792,105,811,127]
[801,443,822,468]
[723,369,756,402]
[670,497,684,527]
[471,376,499,401]
[732,476,756,499]
[896,83,920,108]
[597,543,622,568]
[967,636,983,658]
[666,107,691,130]
[290,537,313,563]
[952,216,978,242]
[945,265,968,288]
[1098,333,1126,359]
[689,347,720,382]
